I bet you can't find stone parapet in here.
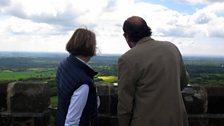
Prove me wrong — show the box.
[7,81,50,113]
[0,81,11,112]
[97,84,118,116]
[182,85,208,114]
[96,84,224,126]
[0,81,50,126]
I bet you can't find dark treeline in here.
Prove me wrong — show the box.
[0,57,60,70]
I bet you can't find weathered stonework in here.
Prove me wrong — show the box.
[7,81,50,113]
[182,85,208,114]
[96,84,224,126]
[97,84,118,126]
[0,81,10,112]
[1,81,224,126]
[183,85,224,126]
[97,84,118,116]
[0,81,50,126]
[206,86,224,114]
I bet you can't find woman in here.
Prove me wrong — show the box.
[56,28,98,126]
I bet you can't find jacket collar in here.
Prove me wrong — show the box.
[136,37,153,46]
[67,54,98,78]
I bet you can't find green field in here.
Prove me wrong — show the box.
[97,75,117,83]
[0,68,56,81]
[50,96,58,108]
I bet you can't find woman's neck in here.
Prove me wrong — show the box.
[76,55,91,63]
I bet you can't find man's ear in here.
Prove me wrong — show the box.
[127,41,136,48]
[123,33,128,41]
[124,33,136,48]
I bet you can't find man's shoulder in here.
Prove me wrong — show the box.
[119,51,129,61]
[120,47,136,58]
[118,49,135,64]
[156,39,176,46]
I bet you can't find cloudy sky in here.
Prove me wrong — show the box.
[0,0,224,56]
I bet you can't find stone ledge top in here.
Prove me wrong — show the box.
[0,110,49,117]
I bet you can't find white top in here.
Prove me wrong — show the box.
[65,84,89,126]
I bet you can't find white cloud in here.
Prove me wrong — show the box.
[176,0,206,4]
[0,0,223,56]
[0,0,10,7]
[190,2,224,37]
[192,12,215,24]
[175,0,224,4]
[1,16,57,35]
[207,18,224,37]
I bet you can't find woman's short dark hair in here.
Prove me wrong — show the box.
[66,28,96,57]
[123,16,152,43]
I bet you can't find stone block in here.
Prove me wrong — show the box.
[97,84,117,95]
[7,81,50,113]
[206,86,224,97]
[208,117,224,126]
[97,84,118,116]
[99,114,118,126]
[189,117,208,126]
[205,86,224,114]
[0,81,10,112]
[182,85,208,114]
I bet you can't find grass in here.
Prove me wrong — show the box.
[0,71,35,80]
[0,68,56,81]
[97,75,117,83]
[50,96,58,108]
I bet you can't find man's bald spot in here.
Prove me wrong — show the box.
[126,16,144,26]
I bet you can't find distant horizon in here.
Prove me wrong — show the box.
[1,51,224,58]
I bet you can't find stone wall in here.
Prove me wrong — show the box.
[0,81,10,112]
[97,84,224,126]
[97,84,118,126]
[182,85,224,126]
[0,81,50,126]
[1,82,224,126]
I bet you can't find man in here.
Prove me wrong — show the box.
[117,16,189,126]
